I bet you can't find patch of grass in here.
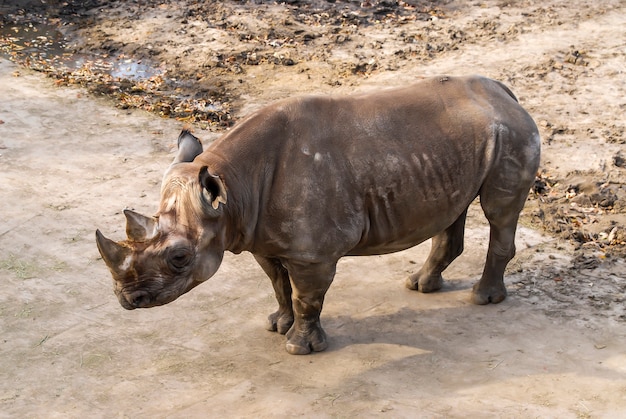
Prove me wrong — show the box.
[52,259,68,272]
[45,203,73,211]
[0,253,38,279]
[80,352,112,368]
[15,305,32,318]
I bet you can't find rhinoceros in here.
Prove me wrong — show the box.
[96,75,540,354]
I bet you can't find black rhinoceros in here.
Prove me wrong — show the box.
[96,75,540,354]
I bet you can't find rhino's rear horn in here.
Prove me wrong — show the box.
[124,209,157,241]
[95,229,131,272]
[172,130,203,164]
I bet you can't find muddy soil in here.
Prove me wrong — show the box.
[2,0,625,256]
[1,0,625,417]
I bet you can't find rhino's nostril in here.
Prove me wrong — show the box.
[129,292,150,308]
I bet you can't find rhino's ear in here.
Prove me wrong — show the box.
[124,209,157,242]
[199,166,227,212]
[172,130,203,164]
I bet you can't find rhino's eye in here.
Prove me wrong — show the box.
[168,249,192,271]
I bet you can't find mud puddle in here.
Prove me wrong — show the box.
[0,21,230,125]
[0,22,159,78]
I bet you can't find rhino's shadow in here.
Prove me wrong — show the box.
[321,279,478,353]
[308,291,626,404]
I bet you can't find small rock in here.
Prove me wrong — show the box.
[588,59,601,69]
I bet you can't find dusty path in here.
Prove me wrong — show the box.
[1,57,626,417]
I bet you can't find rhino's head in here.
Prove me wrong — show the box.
[95,130,228,310]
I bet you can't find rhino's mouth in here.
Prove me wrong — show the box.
[111,274,214,312]
[117,290,170,310]
[117,284,193,309]
[117,290,149,310]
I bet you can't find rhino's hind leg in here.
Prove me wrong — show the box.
[474,170,535,304]
[283,261,336,355]
[471,212,517,305]
[253,255,294,334]
[406,208,467,293]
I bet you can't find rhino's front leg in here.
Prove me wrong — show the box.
[283,260,336,355]
[253,255,294,334]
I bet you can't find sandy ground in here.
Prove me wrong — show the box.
[1,0,626,417]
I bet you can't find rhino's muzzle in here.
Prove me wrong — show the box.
[119,287,188,310]
[119,290,152,310]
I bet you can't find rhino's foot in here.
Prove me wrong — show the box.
[405,272,443,293]
[471,282,507,305]
[285,321,328,355]
[266,310,294,335]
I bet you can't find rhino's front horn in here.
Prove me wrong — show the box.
[95,229,131,272]
[124,209,157,242]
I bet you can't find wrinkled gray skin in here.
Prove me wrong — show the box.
[96,76,540,355]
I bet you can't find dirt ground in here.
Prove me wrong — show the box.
[1,0,625,417]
